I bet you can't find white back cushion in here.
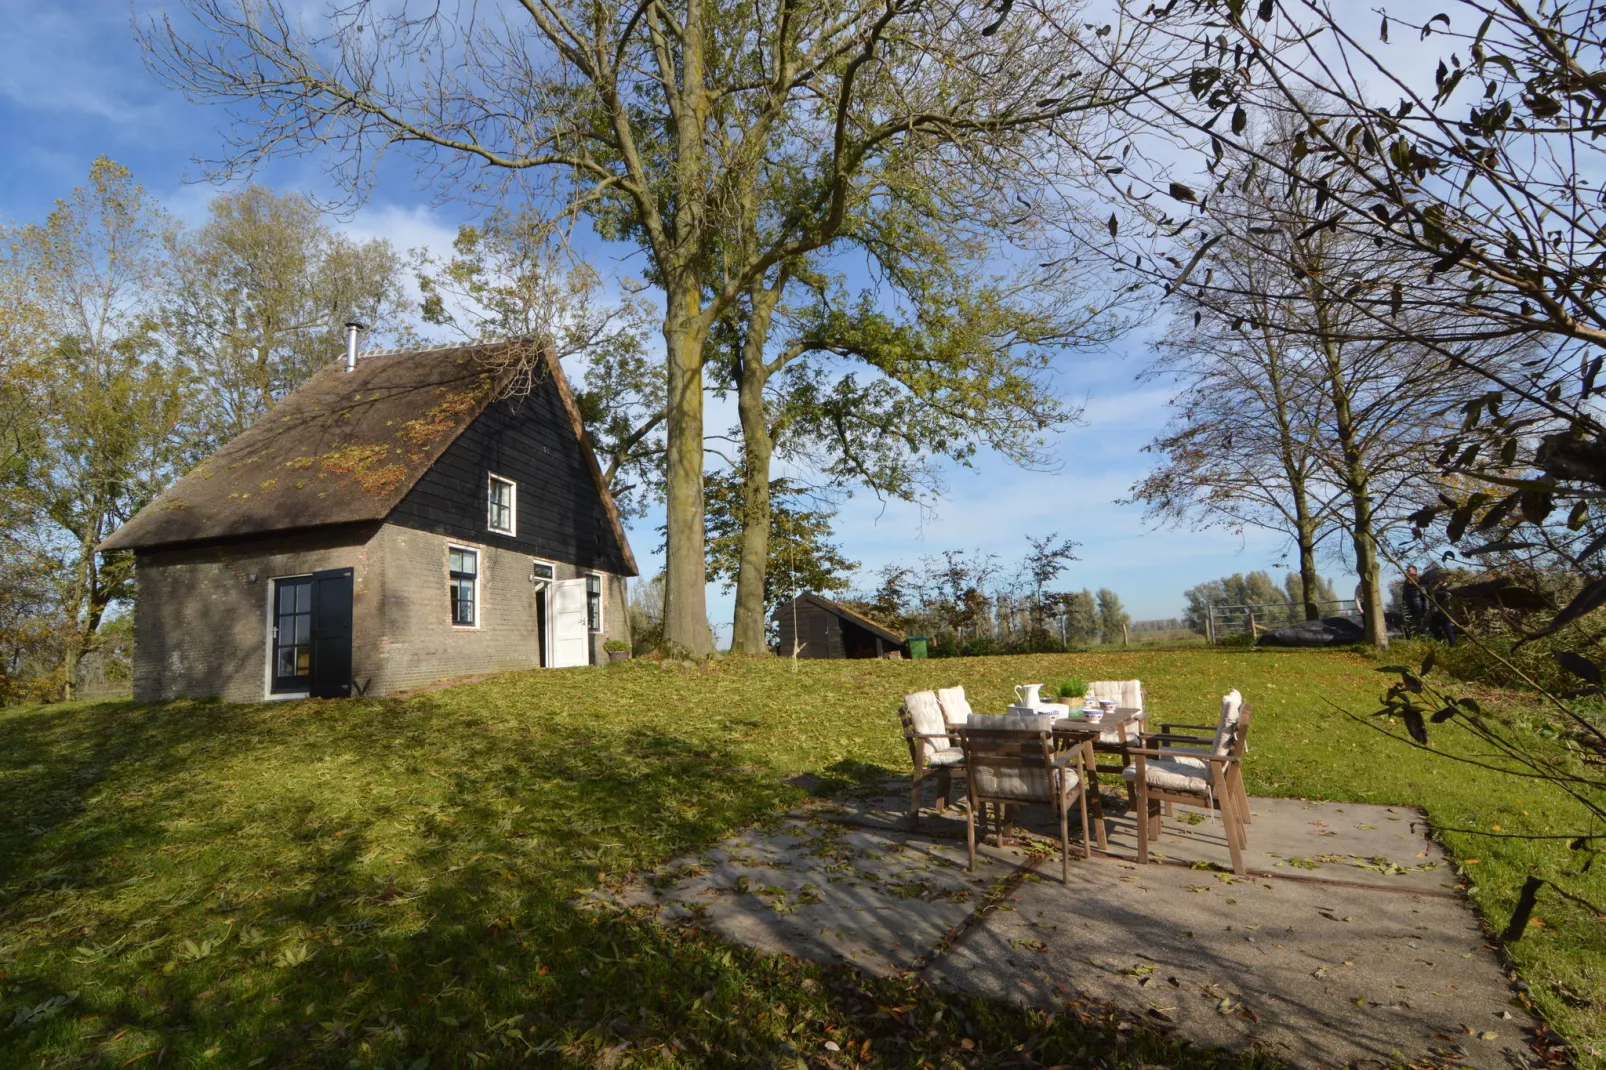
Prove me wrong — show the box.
[904,691,948,758]
[1212,690,1244,756]
[1089,679,1143,710]
[936,686,973,725]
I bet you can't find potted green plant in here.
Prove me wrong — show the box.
[1053,677,1088,706]
[603,638,632,663]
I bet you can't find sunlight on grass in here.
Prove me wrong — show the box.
[0,649,1598,1066]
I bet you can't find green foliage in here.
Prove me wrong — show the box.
[0,158,192,700]
[1097,588,1131,643]
[1062,590,1100,644]
[703,474,857,617]
[1053,676,1089,700]
[1285,571,1338,609]
[167,184,412,450]
[0,650,1599,1064]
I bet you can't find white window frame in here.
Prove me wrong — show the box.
[447,545,481,629]
[585,572,604,632]
[487,473,517,536]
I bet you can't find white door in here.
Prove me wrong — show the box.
[551,579,589,667]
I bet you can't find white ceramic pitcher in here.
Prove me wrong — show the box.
[1014,683,1044,708]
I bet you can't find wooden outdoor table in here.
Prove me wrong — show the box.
[1051,706,1147,852]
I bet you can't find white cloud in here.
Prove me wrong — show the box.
[338,202,461,259]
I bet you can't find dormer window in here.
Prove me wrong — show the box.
[487,474,516,535]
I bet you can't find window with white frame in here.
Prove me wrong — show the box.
[449,547,478,626]
[487,474,516,535]
[586,573,603,631]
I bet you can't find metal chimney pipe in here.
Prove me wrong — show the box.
[344,321,366,373]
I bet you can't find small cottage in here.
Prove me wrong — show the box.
[772,593,906,659]
[100,338,637,701]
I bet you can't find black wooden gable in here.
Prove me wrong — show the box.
[385,374,635,575]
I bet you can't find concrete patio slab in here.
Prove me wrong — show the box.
[926,851,1523,1067]
[604,782,1543,1067]
[608,809,1035,976]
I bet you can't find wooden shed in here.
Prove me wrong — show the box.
[772,593,906,659]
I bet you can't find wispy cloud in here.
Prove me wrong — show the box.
[0,3,170,130]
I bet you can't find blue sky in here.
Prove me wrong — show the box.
[0,0,1359,637]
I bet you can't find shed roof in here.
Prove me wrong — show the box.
[100,341,636,572]
[773,593,907,645]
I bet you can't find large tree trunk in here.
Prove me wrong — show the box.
[1292,484,1322,621]
[728,298,783,654]
[729,413,773,654]
[1258,322,1323,623]
[61,530,107,702]
[660,283,715,657]
[1349,491,1389,648]
[1321,339,1389,649]
[729,278,786,654]
[654,0,716,657]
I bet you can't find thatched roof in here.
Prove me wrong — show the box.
[100,341,633,565]
[773,593,907,645]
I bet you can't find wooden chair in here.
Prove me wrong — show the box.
[900,691,965,829]
[957,715,1091,884]
[936,685,973,729]
[1123,693,1253,874]
[1150,689,1251,825]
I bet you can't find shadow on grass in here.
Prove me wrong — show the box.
[0,695,1280,1068]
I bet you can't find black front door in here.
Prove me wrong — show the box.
[271,569,354,697]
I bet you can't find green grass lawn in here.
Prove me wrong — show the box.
[0,648,1599,1067]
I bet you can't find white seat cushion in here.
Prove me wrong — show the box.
[926,746,965,768]
[1123,758,1211,794]
[937,686,973,726]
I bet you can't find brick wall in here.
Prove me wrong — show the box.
[131,522,631,702]
[131,526,381,703]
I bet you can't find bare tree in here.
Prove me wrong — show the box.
[1133,244,1342,622]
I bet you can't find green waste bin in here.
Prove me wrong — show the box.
[906,636,928,659]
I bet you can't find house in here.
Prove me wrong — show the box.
[772,593,906,659]
[99,337,637,702]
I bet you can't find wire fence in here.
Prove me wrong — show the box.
[1203,599,1359,643]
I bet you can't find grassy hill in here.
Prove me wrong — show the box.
[0,650,1598,1067]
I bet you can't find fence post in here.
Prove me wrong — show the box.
[1122,622,1129,647]
[1205,602,1215,644]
